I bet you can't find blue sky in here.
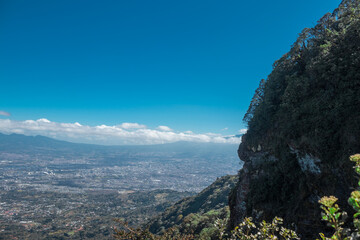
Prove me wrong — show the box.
[0,0,340,144]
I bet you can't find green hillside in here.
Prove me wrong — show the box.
[147,175,237,238]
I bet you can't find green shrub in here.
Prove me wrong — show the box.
[228,217,299,240]
[318,154,360,240]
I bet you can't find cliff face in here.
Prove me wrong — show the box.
[229,0,360,238]
[229,135,354,238]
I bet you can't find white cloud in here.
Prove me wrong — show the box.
[221,127,228,131]
[118,122,147,129]
[239,129,247,134]
[0,119,242,145]
[0,111,10,116]
[157,126,172,132]
[37,118,51,123]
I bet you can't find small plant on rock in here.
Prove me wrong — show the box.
[318,154,360,240]
[318,196,347,240]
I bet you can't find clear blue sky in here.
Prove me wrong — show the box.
[0,0,340,135]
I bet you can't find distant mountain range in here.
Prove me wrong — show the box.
[0,132,240,156]
[0,132,241,192]
[0,133,242,165]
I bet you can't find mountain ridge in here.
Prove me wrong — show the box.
[0,132,239,149]
[229,0,360,238]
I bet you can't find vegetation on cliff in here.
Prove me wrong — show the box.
[244,0,360,159]
[229,0,360,237]
[147,175,237,238]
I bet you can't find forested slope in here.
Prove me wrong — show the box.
[148,175,237,238]
[230,0,360,238]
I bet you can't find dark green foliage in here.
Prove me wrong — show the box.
[114,220,194,240]
[244,0,360,162]
[243,0,360,208]
[348,154,360,234]
[147,175,237,238]
[236,1,360,237]
[243,79,265,123]
[317,154,360,239]
[179,207,229,239]
[246,151,304,217]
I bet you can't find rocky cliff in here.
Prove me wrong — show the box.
[229,135,356,238]
[229,0,360,238]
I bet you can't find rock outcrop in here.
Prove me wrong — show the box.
[229,0,360,238]
[229,135,355,238]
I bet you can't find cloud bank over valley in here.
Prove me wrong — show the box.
[0,119,243,145]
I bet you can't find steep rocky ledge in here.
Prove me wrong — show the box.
[229,0,360,238]
[229,135,354,238]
